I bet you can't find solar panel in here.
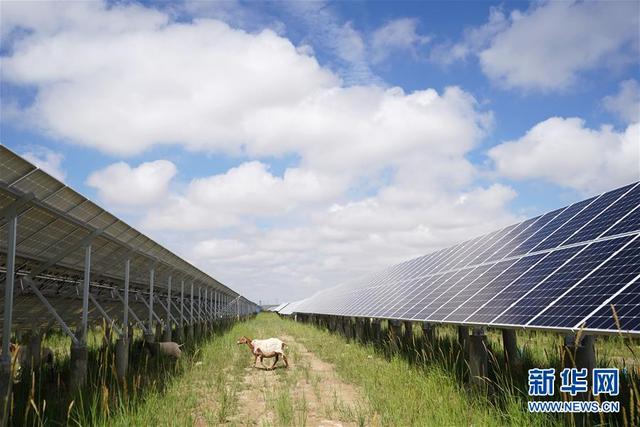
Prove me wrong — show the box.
[289,181,640,335]
[0,145,259,331]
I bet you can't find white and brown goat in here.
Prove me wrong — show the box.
[237,336,288,370]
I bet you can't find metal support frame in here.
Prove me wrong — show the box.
[180,280,184,328]
[198,287,202,322]
[148,268,154,330]
[80,244,92,343]
[154,296,178,325]
[139,294,164,326]
[169,298,188,324]
[123,258,130,338]
[190,282,194,324]
[23,278,79,345]
[88,294,123,336]
[204,288,208,321]
[166,276,172,328]
[1,212,17,360]
[114,292,146,332]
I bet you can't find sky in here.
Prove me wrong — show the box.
[0,0,638,305]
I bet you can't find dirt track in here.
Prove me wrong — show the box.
[199,334,367,426]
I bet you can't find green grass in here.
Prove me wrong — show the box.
[7,313,640,426]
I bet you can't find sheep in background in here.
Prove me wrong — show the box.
[237,336,288,369]
[144,341,183,358]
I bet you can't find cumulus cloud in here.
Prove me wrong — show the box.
[433,1,639,91]
[143,161,346,230]
[21,147,66,181]
[370,18,429,63]
[489,118,640,194]
[2,1,519,302]
[603,79,640,124]
[430,7,507,65]
[86,160,177,206]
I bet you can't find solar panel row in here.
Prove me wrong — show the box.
[291,181,640,335]
[0,145,260,331]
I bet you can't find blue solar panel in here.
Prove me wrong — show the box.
[488,246,584,325]
[583,274,640,332]
[530,236,640,328]
[414,265,491,320]
[430,260,515,322]
[454,227,513,268]
[494,236,632,326]
[507,199,594,257]
[411,268,478,319]
[604,202,640,237]
[533,184,635,252]
[563,183,639,244]
[450,253,546,323]
[401,272,454,318]
[431,236,486,273]
[470,218,537,265]
[291,181,640,334]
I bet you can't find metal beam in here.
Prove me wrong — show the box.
[0,193,34,220]
[88,294,123,336]
[123,258,130,337]
[1,213,17,360]
[27,229,102,280]
[23,278,79,345]
[166,275,172,327]
[115,291,146,332]
[138,294,163,326]
[81,244,91,343]
[180,280,184,327]
[190,282,194,324]
[155,296,178,325]
[148,268,154,330]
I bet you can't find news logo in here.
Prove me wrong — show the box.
[527,368,620,413]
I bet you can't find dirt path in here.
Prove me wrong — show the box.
[224,335,367,426]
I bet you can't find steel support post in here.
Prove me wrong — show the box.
[502,329,519,368]
[145,268,155,344]
[71,243,91,389]
[422,323,436,355]
[402,320,413,348]
[163,276,172,342]
[116,258,130,380]
[80,244,92,343]
[1,214,17,425]
[389,319,402,352]
[468,328,489,392]
[457,326,469,351]
[563,334,596,426]
[176,280,184,343]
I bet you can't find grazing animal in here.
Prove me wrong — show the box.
[145,341,183,358]
[237,336,288,369]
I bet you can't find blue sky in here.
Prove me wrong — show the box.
[1,0,638,303]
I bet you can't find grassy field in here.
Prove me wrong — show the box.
[7,313,640,426]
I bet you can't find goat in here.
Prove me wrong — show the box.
[237,336,288,369]
[144,341,183,358]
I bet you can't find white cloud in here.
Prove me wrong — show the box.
[143,161,346,230]
[434,1,639,91]
[489,117,640,194]
[430,7,507,65]
[603,79,640,124]
[370,18,429,63]
[2,1,521,303]
[86,160,177,206]
[21,147,66,181]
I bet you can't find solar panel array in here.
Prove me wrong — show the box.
[291,181,640,335]
[0,145,259,332]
